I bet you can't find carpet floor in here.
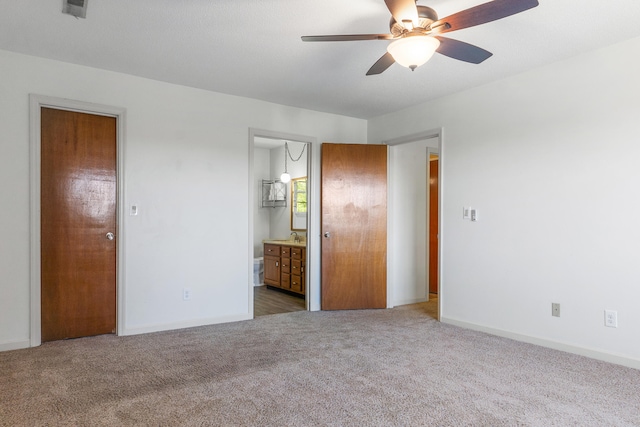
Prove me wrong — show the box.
[1,302,639,426]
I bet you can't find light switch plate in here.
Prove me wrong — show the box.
[463,207,471,220]
[130,205,138,216]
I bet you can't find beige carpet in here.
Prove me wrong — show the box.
[1,302,639,426]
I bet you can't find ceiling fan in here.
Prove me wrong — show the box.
[301,0,539,75]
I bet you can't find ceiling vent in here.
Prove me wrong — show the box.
[62,0,87,19]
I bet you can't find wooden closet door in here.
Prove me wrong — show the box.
[429,158,439,294]
[41,107,117,342]
[321,143,387,310]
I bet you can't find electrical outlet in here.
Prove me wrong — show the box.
[605,310,618,328]
[552,303,560,317]
[183,288,191,301]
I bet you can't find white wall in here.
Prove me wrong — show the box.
[388,138,439,306]
[0,49,366,349]
[269,142,308,240]
[253,147,271,257]
[369,36,640,368]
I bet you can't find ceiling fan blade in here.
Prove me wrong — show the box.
[435,37,492,64]
[366,52,396,76]
[384,0,419,27]
[431,0,539,34]
[302,34,394,42]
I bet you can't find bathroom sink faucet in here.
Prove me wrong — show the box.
[290,231,300,243]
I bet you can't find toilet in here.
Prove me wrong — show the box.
[253,257,264,286]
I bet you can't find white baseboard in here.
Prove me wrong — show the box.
[0,340,30,352]
[440,316,640,370]
[122,313,252,336]
[393,297,428,307]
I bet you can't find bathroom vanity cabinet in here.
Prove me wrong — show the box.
[263,242,306,296]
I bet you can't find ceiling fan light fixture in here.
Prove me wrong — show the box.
[387,35,440,70]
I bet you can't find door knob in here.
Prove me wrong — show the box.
[324,232,331,238]
[106,232,115,240]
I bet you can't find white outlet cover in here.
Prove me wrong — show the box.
[605,310,618,328]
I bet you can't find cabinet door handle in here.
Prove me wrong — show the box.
[276,262,279,267]
[324,232,331,238]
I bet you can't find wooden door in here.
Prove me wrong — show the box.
[41,107,117,342]
[321,143,387,310]
[428,158,439,294]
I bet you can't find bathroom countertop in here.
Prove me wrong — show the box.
[262,238,306,248]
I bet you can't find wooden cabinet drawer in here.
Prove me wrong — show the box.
[291,275,303,293]
[281,273,290,289]
[291,260,303,275]
[281,257,291,274]
[264,244,280,257]
[291,247,305,260]
[281,246,291,257]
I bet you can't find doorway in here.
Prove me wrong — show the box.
[249,130,313,317]
[386,130,441,318]
[29,95,125,346]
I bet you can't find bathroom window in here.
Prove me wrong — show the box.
[291,177,307,230]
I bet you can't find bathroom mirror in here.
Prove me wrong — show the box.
[290,177,307,231]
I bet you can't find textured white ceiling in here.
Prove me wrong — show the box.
[1,0,640,119]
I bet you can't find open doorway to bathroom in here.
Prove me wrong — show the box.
[252,136,309,316]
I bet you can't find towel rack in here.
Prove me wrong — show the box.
[261,179,287,208]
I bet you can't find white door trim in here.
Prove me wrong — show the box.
[29,95,127,346]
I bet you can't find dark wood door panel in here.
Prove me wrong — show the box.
[41,107,117,342]
[321,143,387,310]
[429,159,439,294]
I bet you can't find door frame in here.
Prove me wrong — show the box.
[248,128,317,314]
[384,129,443,320]
[29,95,126,346]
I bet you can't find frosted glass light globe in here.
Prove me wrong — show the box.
[280,172,291,183]
[387,36,440,70]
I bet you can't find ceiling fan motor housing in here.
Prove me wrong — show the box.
[390,6,438,37]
